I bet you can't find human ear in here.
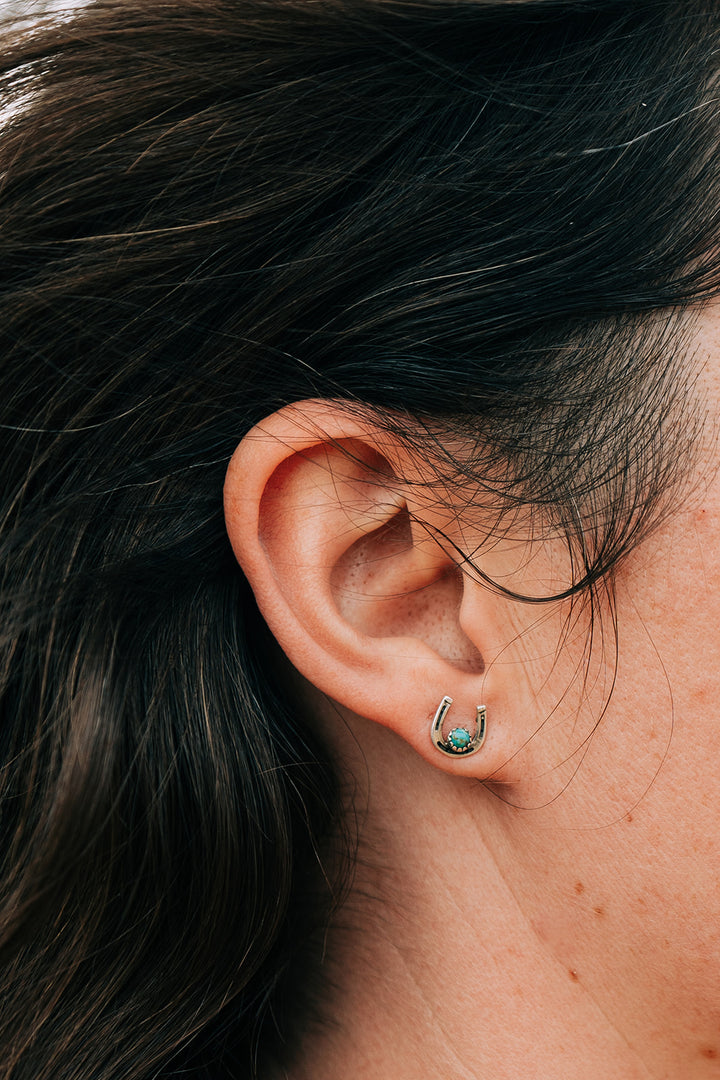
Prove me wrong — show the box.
[223,400,517,777]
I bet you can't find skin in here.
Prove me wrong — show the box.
[224,303,720,1079]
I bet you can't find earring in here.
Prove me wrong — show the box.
[430,695,486,756]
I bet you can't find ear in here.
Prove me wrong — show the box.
[223,399,521,777]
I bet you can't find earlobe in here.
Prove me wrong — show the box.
[223,400,512,777]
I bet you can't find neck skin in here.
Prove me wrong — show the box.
[286,705,717,1080]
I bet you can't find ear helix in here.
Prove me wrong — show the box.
[430,695,487,756]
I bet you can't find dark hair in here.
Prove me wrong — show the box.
[1,1,719,1076]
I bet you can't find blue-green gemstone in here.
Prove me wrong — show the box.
[448,727,471,749]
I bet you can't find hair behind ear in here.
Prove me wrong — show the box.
[0,534,346,1078]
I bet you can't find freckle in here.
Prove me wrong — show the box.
[593,905,605,918]
[701,1046,718,1060]
[569,969,579,982]
[574,881,585,895]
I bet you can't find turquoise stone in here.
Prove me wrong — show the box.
[448,727,471,750]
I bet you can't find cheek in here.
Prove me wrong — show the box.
[602,503,720,920]
[624,501,720,666]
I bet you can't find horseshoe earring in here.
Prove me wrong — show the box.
[430,695,486,756]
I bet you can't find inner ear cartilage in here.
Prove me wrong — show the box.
[430,695,486,756]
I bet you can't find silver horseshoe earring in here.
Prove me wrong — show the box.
[430,695,486,756]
